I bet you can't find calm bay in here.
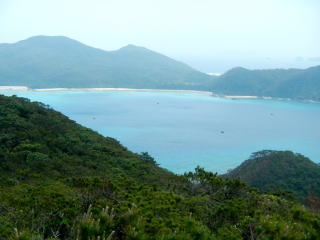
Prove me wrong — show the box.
[2,89,320,174]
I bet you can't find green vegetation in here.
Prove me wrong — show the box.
[1,36,319,100]
[210,66,320,101]
[1,95,320,239]
[224,150,320,205]
[0,36,211,89]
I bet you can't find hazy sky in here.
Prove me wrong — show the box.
[0,0,319,72]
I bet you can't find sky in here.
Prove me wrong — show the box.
[0,0,319,73]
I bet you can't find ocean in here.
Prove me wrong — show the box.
[2,89,320,174]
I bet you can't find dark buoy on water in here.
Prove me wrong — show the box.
[220,130,224,134]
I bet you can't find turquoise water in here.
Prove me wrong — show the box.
[2,90,320,174]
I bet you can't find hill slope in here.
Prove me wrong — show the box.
[224,150,320,203]
[274,66,320,100]
[211,66,320,100]
[0,36,211,89]
[0,93,168,182]
[1,36,319,100]
[0,95,320,239]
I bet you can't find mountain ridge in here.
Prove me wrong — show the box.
[0,35,211,89]
[211,66,320,100]
[0,35,319,100]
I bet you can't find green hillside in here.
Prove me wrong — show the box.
[0,36,211,89]
[210,67,301,96]
[273,66,320,100]
[1,36,319,100]
[223,150,320,204]
[0,95,320,239]
[211,66,320,100]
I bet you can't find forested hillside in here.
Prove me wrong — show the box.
[273,66,320,100]
[0,36,211,89]
[211,66,320,100]
[0,95,320,239]
[0,36,319,100]
[224,150,320,204]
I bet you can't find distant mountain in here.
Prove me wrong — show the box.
[211,66,320,100]
[0,36,211,89]
[273,66,320,100]
[1,36,319,100]
[223,150,320,203]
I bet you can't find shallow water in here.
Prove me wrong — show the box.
[2,90,320,174]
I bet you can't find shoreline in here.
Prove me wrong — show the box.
[0,86,29,91]
[0,86,215,96]
[0,86,319,103]
[0,86,213,96]
[33,87,214,96]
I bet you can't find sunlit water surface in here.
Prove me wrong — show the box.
[2,90,320,174]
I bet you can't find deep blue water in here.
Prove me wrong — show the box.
[2,90,320,174]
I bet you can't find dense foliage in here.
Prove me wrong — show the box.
[224,150,320,204]
[210,66,320,101]
[0,95,320,239]
[0,36,211,89]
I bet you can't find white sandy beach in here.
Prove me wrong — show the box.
[0,85,268,100]
[33,87,214,96]
[221,95,258,99]
[2,85,315,102]
[0,85,214,96]
[0,86,29,91]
